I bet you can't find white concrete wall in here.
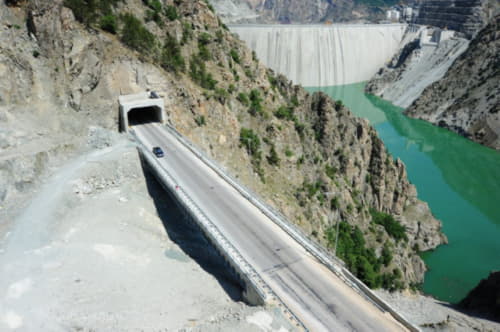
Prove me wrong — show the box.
[118,92,166,132]
[230,24,407,87]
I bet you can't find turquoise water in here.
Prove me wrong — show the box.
[306,83,500,303]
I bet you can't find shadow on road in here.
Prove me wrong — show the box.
[140,160,244,303]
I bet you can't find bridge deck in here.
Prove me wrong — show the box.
[134,123,407,331]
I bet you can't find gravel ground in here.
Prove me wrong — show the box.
[375,290,500,332]
[0,134,293,331]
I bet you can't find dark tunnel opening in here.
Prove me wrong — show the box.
[128,106,162,126]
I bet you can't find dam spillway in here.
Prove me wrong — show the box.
[230,24,407,86]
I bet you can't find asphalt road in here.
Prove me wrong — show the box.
[134,123,406,332]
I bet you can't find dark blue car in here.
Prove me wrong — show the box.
[152,146,164,158]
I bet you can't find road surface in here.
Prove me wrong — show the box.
[134,123,406,332]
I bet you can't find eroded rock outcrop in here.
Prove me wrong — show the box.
[365,27,469,108]
[405,15,500,150]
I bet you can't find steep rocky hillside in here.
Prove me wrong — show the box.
[365,28,470,108]
[211,0,401,23]
[405,15,499,150]
[416,0,499,38]
[0,0,445,290]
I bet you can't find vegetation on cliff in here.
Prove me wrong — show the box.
[8,0,445,290]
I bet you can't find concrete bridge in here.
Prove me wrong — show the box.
[121,95,418,331]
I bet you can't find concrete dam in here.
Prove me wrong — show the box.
[230,24,407,86]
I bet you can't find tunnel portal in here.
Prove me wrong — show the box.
[119,92,166,132]
[127,106,163,126]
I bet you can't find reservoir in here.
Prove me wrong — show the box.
[306,83,500,304]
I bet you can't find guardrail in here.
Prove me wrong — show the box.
[162,124,420,332]
[132,132,307,331]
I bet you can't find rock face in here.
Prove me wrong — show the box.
[416,0,499,38]
[212,0,399,23]
[230,24,406,86]
[0,0,446,289]
[405,15,500,150]
[459,271,500,322]
[365,27,470,108]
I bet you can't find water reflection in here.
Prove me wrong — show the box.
[306,83,500,303]
[366,93,500,226]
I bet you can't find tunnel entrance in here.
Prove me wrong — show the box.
[128,106,163,126]
[118,92,166,132]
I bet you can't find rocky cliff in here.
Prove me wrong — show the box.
[405,15,500,150]
[212,0,401,23]
[459,271,500,322]
[365,27,470,108]
[0,0,445,289]
[416,0,499,38]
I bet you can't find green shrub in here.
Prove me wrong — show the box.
[195,115,206,126]
[181,21,193,44]
[239,128,260,155]
[198,44,211,61]
[325,222,398,289]
[274,105,294,121]
[268,73,277,89]
[204,0,215,12]
[285,148,293,157]
[100,14,117,33]
[145,0,162,11]
[198,32,212,45]
[301,181,322,199]
[215,30,224,43]
[161,33,185,73]
[330,197,339,210]
[198,33,212,61]
[335,100,344,111]
[64,0,98,26]
[229,48,240,64]
[213,88,229,104]
[370,209,408,242]
[189,55,217,90]
[240,128,264,179]
[164,5,178,20]
[237,92,249,106]
[120,13,156,52]
[248,89,263,116]
[380,242,393,266]
[65,0,123,26]
[267,146,280,166]
[325,165,337,180]
[252,50,258,62]
[294,120,305,139]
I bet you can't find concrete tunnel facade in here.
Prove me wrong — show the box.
[118,92,166,132]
